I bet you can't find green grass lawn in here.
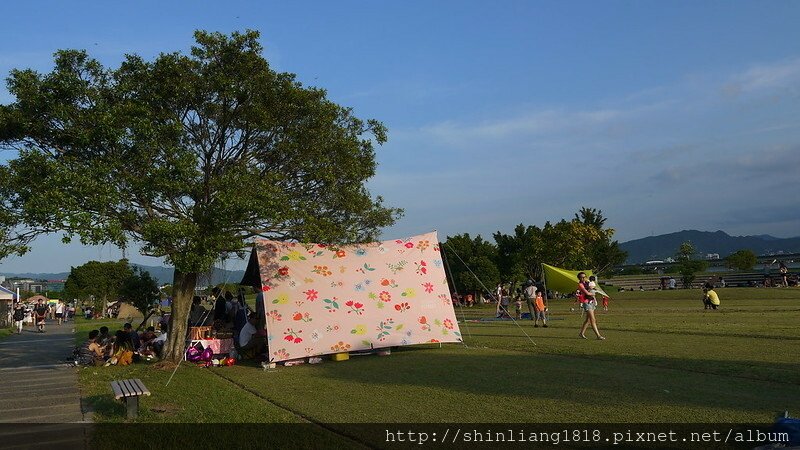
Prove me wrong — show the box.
[0,327,12,340]
[76,288,800,433]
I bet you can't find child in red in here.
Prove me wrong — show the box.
[602,296,609,311]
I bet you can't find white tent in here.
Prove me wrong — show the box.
[0,286,16,327]
[0,286,16,301]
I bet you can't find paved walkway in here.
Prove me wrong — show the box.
[0,320,88,449]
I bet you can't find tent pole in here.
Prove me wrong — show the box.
[541,264,549,302]
[440,242,471,345]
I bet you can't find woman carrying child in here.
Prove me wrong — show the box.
[577,272,605,340]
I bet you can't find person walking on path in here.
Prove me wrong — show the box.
[34,299,48,333]
[523,280,537,321]
[55,299,65,325]
[13,302,25,334]
[577,272,605,340]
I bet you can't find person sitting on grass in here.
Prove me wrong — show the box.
[96,326,114,358]
[123,323,141,351]
[106,330,135,366]
[465,294,474,307]
[76,330,106,366]
[702,282,721,310]
[238,313,267,359]
[138,326,158,358]
[98,326,111,345]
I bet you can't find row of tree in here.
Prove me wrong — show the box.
[63,260,160,316]
[441,208,627,296]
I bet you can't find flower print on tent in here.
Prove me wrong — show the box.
[245,231,462,362]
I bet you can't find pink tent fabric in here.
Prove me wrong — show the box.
[249,231,462,362]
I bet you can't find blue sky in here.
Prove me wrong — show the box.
[1,1,799,273]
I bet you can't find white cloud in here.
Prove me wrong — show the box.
[722,57,800,97]
[417,108,624,145]
[377,57,800,242]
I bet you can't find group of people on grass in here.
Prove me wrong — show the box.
[493,280,549,327]
[71,285,268,366]
[492,274,614,333]
[188,286,267,359]
[75,323,163,366]
[450,293,475,307]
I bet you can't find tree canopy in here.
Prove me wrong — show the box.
[674,241,707,288]
[442,208,626,295]
[441,233,500,295]
[63,260,133,310]
[726,249,757,271]
[0,30,399,272]
[120,267,161,317]
[0,30,400,360]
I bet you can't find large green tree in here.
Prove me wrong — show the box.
[674,241,707,288]
[440,234,500,297]
[573,207,627,273]
[726,249,757,271]
[119,267,161,320]
[0,193,28,259]
[494,224,539,283]
[63,260,133,312]
[492,208,626,283]
[0,30,400,361]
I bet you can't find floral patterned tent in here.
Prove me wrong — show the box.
[244,231,462,362]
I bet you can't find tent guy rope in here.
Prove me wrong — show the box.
[442,241,537,347]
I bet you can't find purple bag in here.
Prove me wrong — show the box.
[201,347,214,362]
[186,347,202,362]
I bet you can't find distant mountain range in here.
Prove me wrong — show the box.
[620,230,800,264]
[1,263,246,286]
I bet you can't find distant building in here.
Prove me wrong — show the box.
[705,253,720,260]
[7,279,45,294]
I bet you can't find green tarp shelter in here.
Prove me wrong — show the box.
[542,263,609,297]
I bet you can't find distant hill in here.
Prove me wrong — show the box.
[0,271,70,281]
[1,263,245,286]
[128,264,246,286]
[620,230,800,264]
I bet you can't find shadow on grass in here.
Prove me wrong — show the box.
[251,347,800,422]
[84,393,125,420]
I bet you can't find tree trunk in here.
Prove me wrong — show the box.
[163,269,197,362]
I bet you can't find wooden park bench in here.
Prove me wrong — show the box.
[111,379,151,419]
